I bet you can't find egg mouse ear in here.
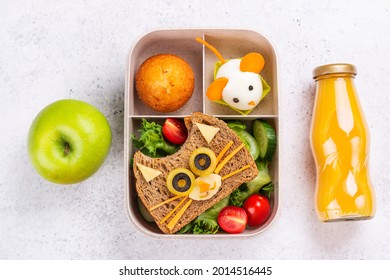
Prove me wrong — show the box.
[206,77,228,101]
[240,52,265,73]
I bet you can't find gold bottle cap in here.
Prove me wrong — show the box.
[313,63,357,80]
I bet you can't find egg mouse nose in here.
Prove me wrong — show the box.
[248,101,256,106]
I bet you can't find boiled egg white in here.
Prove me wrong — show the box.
[189,173,222,201]
[216,59,262,111]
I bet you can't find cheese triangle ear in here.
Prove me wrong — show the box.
[136,163,162,182]
[195,122,220,143]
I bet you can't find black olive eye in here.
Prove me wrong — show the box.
[167,168,195,196]
[194,154,211,170]
[189,147,217,177]
[172,173,192,192]
[233,98,239,103]
[248,85,254,91]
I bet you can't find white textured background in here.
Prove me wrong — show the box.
[1,0,390,259]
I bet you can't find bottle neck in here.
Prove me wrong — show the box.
[315,73,356,81]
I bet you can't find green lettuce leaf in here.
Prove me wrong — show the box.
[193,195,230,234]
[229,160,272,207]
[131,119,179,157]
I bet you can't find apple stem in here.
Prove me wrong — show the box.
[64,142,70,156]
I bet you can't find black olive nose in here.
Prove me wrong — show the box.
[233,98,239,103]
[248,85,254,91]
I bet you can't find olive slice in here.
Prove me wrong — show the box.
[166,168,195,196]
[189,147,217,177]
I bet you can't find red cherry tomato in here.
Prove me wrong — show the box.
[162,118,188,145]
[243,194,271,227]
[217,206,248,234]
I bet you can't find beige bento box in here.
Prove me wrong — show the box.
[124,29,279,237]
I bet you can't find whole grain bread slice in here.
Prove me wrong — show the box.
[133,112,258,234]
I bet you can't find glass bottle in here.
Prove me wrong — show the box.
[310,63,375,222]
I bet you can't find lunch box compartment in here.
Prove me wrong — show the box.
[125,29,279,237]
[202,31,278,117]
[126,30,204,116]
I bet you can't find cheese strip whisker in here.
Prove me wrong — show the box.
[159,196,188,225]
[214,143,245,174]
[167,199,193,231]
[149,195,182,211]
[216,140,234,164]
[222,164,251,180]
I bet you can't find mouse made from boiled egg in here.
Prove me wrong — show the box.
[196,37,270,114]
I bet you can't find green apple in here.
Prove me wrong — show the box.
[28,99,112,184]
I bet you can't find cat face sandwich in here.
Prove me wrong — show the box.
[133,112,258,234]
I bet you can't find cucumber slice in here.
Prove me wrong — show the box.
[137,197,155,223]
[237,129,260,160]
[227,122,260,160]
[253,120,276,161]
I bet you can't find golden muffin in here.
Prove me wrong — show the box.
[135,54,195,113]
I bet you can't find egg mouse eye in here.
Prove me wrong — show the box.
[233,98,239,103]
[248,85,254,91]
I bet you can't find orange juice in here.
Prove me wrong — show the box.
[310,64,375,222]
